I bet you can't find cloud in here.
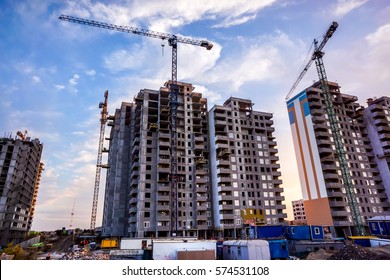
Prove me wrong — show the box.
[69,74,80,85]
[85,69,96,76]
[192,84,222,105]
[334,0,368,17]
[202,31,297,92]
[68,74,80,93]
[103,46,149,73]
[32,75,41,83]
[364,24,390,80]
[71,131,86,136]
[55,84,65,90]
[62,0,277,31]
[15,62,34,74]
[366,23,390,46]
[33,119,104,230]
[212,14,257,28]
[315,22,390,104]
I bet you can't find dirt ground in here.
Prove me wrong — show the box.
[306,244,390,260]
[49,235,74,253]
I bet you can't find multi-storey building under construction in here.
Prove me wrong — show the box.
[0,135,44,246]
[102,83,287,238]
[287,81,390,237]
[364,96,390,200]
[209,97,286,238]
[102,102,134,237]
[292,199,306,222]
[127,81,212,238]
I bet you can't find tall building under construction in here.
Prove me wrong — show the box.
[101,102,134,237]
[102,82,287,238]
[0,135,44,246]
[364,96,390,200]
[102,81,213,238]
[287,81,390,236]
[128,82,212,238]
[209,97,286,238]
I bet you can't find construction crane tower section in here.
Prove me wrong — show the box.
[91,90,109,230]
[59,15,213,236]
[286,22,365,235]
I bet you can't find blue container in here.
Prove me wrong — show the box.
[216,241,223,260]
[284,225,324,241]
[350,238,371,247]
[268,239,289,259]
[255,225,284,239]
[368,221,390,236]
[284,226,311,240]
[310,226,324,240]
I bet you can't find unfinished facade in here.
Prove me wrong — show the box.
[364,96,390,201]
[287,81,390,237]
[128,81,212,238]
[209,97,286,238]
[101,102,134,237]
[0,136,43,246]
[292,199,306,222]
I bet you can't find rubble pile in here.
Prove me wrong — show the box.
[60,249,109,260]
[305,249,333,260]
[328,244,382,260]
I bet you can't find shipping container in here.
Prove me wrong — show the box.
[152,239,216,260]
[222,240,270,260]
[255,225,284,239]
[268,239,289,259]
[101,239,118,249]
[284,225,324,241]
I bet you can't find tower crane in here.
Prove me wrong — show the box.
[59,15,213,236]
[90,90,109,230]
[286,22,365,236]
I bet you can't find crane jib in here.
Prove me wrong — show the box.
[59,15,213,49]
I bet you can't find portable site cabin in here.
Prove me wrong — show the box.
[267,239,289,259]
[367,216,390,236]
[120,238,153,250]
[254,225,284,239]
[284,225,324,241]
[108,238,154,260]
[152,239,217,260]
[222,240,270,260]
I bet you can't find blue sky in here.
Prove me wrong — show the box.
[1,0,389,231]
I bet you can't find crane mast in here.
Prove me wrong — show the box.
[287,22,365,235]
[59,15,212,236]
[91,90,109,230]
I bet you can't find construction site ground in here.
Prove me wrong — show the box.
[35,235,109,260]
[306,244,390,260]
[19,234,390,260]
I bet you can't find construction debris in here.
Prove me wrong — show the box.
[328,244,390,260]
[305,249,334,260]
[60,248,109,260]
